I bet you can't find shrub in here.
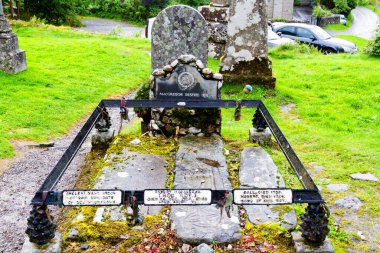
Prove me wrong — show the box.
[332,0,351,15]
[364,25,380,56]
[312,5,334,17]
[346,0,357,10]
[23,0,82,27]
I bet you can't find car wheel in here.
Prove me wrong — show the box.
[323,48,335,54]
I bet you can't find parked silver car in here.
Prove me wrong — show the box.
[268,29,295,48]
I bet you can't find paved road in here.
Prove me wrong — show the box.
[75,18,145,37]
[326,6,379,39]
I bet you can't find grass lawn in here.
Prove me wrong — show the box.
[365,3,380,16]
[0,26,151,158]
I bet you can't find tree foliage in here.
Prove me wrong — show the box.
[364,25,380,56]
[23,0,81,26]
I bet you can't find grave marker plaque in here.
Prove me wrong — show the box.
[155,65,219,100]
[62,190,123,206]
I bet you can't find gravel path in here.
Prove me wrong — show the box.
[0,95,136,253]
[75,18,145,37]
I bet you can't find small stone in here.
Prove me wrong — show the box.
[120,235,130,240]
[279,103,296,113]
[213,73,223,80]
[292,232,334,253]
[202,68,213,76]
[188,109,196,115]
[179,54,197,64]
[152,68,165,76]
[68,228,79,240]
[196,243,214,253]
[357,231,366,240]
[374,224,380,231]
[93,207,105,222]
[131,225,144,230]
[249,127,271,146]
[182,243,191,253]
[334,196,363,211]
[350,173,379,182]
[179,128,187,135]
[165,109,174,116]
[326,184,348,192]
[227,244,233,250]
[163,65,173,72]
[130,138,141,145]
[313,165,325,172]
[195,60,205,69]
[170,59,179,68]
[198,133,205,137]
[188,127,201,134]
[80,244,90,250]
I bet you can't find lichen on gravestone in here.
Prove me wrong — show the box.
[151,5,208,70]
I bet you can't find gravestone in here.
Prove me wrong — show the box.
[0,0,27,74]
[151,5,208,71]
[149,54,223,136]
[219,0,276,88]
[199,0,230,58]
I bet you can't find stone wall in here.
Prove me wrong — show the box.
[311,16,340,26]
[149,55,223,137]
[267,0,294,20]
[199,1,229,59]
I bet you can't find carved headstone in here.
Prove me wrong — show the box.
[0,1,27,74]
[149,54,222,136]
[151,5,208,71]
[199,0,229,58]
[220,0,276,88]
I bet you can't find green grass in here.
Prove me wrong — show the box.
[323,22,351,31]
[336,35,369,50]
[0,26,151,158]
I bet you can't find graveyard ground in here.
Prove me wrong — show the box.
[0,25,379,252]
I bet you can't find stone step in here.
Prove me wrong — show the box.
[171,136,241,244]
[239,147,297,230]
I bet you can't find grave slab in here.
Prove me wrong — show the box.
[240,147,297,230]
[292,232,334,253]
[151,5,208,70]
[95,149,168,216]
[171,136,241,244]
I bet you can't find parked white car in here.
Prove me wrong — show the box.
[268,29,295,48]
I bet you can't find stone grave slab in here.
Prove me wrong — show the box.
[94,149,168,217]
[239,147,297,230]
[151,5,208,70]
[171,136,241,244]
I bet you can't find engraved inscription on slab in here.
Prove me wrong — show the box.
[62,190,123,206]
[144,189,212,205]
[155,65,219,100]
[234,189,292,205]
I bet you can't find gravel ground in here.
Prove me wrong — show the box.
[0,95,136,253]
[75,18,145,37]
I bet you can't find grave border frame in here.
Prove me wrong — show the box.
[27,99,329,245]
